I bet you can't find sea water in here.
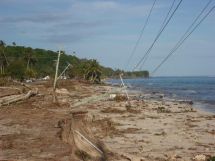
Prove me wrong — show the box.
[108,77,215,113]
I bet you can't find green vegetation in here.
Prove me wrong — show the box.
[0,40,149,82]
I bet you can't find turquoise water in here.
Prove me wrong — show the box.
[109,77,215,113]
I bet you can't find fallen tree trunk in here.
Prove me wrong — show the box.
[0,88,38,107]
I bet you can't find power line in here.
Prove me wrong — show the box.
[139,0,177,70]
[133,0,183,71]
[151,5,215,75]
[157,0,177,34]
[125,0,157,70]
[158,0,212,64]
[137,0,182,70]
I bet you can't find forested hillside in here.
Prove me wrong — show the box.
[0,40,149,81]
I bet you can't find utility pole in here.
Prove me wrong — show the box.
[53,50,61,91]
[57,63,71,80]
[119,73,129,100]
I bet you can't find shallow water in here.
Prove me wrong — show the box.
[108,77,215,113]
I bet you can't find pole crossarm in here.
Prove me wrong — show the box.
[57,63,71,80]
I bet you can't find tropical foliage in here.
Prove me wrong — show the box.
[84,60,102,83]
[0,40,149,82]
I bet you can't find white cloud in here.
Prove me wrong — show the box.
[92,1,118,10]
[69,0,157,19]
[0,0,168,45]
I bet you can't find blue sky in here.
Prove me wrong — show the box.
[0,0,214,76]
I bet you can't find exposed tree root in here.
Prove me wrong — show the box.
[57,112,107,161]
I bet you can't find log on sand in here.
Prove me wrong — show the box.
[12,80,32,90]
[0,88,38,107]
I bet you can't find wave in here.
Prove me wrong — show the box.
[185,90,197,94]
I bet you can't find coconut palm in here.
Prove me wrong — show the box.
[85,59,102,83]
[0,40,5,46]
[24,47,37,70]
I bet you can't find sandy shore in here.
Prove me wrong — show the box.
[78,84,215,161]
[0,80,214,161]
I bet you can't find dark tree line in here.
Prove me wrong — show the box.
[0,40,149,82]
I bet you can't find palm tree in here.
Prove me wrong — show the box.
[12,42,16,46]
[0,40,9,74]
[0,40,5,46]
[24,47,37,70]
[85,59,102,83]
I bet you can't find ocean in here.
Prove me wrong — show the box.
[108,77,215,113]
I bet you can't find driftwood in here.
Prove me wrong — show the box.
[0,88,38,107]
[12,80,32,90]
[72,93,109,108]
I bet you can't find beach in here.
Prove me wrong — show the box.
[0,80,215,161]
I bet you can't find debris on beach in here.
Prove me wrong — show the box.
[0,88,38,107]
[0,80,214,161]
[109,93,128,102]
[58,112,107,161]
[192,154,207,161]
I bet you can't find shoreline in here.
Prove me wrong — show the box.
[93,84,215,160]
[106,80,215,114]
[0,80,214,161]
[108,83,214,115]
[101,84,215,159]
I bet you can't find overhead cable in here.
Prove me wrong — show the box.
[125,0,157,70]
[151,5,215,75]
[132,0,183,71]
[139,0,177,70]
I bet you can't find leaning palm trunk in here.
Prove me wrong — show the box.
[27,58,30,70]
[2,50,9,66]
[92,73,97,83]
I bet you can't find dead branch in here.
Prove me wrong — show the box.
[0,88,38,107]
